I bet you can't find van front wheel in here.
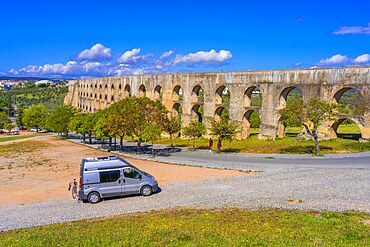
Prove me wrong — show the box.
[141,185,153,196]
[88,192,101,204]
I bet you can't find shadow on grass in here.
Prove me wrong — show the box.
[221,148,242,153]
[285,132,299,138]
[337,133,361,141]
[279,145,333,154]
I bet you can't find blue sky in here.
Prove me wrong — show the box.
[0,0,369,78]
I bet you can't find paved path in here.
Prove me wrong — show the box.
[0,138,369,231]
[74,138,370,171]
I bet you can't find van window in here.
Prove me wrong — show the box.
[99,170,120,183]
[124,168,141,179]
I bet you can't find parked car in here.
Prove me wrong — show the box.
[30,127,42,132]
[79,156,158,203]
[12,131,19,135]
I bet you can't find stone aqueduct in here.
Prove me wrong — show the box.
[64,67,370,140]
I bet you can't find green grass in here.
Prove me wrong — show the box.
[155,124,370,154]
[0,134,43,143]
[0,208,368,246]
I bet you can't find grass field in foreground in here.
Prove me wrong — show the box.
[155,124,369,154]
[0,208,369,246]
[0,134,43,143]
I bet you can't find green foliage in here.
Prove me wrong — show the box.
[210,119,238,141]
[0,209,368,246]
[222,89,230,104]
[142,125,162,156]
[94,109,113,141]
[82,113,98,144]
[46,105,77,134]
[0,97,7,112]
[251,91,262,107]
[22,104,48,130]
[142,125,162,143]
[0,112,11,129]
[4,122,15,133]
[249,111,260,128]
[160,115,181,146]
[69,113,87,136]
[16,108,24,127]
[155,125,370,154]
[0,86,68,110]
[0,134,42,143]
[198,88,204,102]
[338,89,368,115]
[183,121,206,148]
[108,97,167,153]
[280,97,337,155]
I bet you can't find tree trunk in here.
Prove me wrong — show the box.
[114,137,117,150]
[89,134,92,144]
[120,136,124,151]
[83,133,86,143]
[137,139,141,154]
[170,134,173,147]
[152,141,155,157]
[109,137,112,150]
[313,132,320,155]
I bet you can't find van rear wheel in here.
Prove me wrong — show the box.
[141,185,153,196]
[88,192,101,204]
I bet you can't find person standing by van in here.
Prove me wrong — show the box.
[208,138,213,152]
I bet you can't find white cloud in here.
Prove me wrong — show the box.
[8,61,114,77]
[316,54,348,66]
[159,50,174,60]
[116,48,152,64]
[169,49,232,66]
[75,44,112,61]
[333,23,370,35]
[6,47,234,78]
[352,54,370,64]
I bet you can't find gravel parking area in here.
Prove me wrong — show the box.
[0,138,369,231]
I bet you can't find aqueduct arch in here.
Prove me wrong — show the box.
[277,86,303,138]
[65,67,370,141]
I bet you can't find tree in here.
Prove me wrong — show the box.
[106,102,131,151]
[111,97,167,154]
[4,122,15,133]
[94,109,116,149]
[142,125,162,157]
[69,113,88,142]
[46,105,77,136]
[209,119,238,141]
[16,108,25,127]
[0,112,12,130]
[280,97,337,155]
[160,115,181,147]
[182,121,206,149]
[82,113,98,144]
[22,104,48,132]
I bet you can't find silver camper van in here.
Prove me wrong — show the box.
[79,156,158,203]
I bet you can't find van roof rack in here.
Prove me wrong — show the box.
[96,156,118,160]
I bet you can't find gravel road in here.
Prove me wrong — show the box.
[1,139,369,231]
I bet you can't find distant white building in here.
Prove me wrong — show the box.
[35,80,55,86]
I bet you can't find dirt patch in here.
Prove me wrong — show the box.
[363,219,370,226]
[0,136,242,206]
[287,199,303,204]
